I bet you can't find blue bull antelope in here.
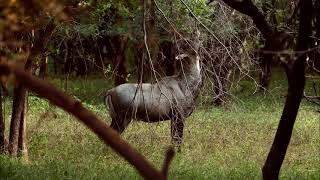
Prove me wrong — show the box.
[104,36,202,149]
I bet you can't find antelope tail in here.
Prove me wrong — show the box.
[104,92,116,119]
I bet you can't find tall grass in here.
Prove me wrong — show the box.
[0,71,319,179]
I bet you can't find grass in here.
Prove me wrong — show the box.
[0,70,319,179]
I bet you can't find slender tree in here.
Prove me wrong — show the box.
[39,56,49,79]
[9,56,33,157]
[212,0,313,178]
[0,84,5,153]
[9,21,55,157]
[263,0,313,178]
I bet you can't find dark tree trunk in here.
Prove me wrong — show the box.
[9,86,26,156]
[75,47,87,77]
[262,0,313,179]
[112,36,128,86]
[160,41,176,76]
[0,84,5,153]
[53,55,58,75]
[114,54,127,86]
[7,17,55,157]
[308,0,320,72]
[8,58,33,157]
[76,58,87,77]
[64,42,73,74]
[259,47,272,92]
[1,83,8,96]
[39,56,48,79]
[259,0,278,91]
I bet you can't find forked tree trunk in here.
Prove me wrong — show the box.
[0,85,5,153]
[262,0,312,179]
[9,58,33,157]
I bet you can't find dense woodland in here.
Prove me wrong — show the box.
[0,0,319,179]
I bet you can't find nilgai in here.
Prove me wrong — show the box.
[104,35,202,149]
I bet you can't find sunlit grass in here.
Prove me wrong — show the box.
[0,71,319,179]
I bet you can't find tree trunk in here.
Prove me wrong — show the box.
[161,41,176,76]
[262,0,313,179]
[112,36,128,86]
[9,86,25,156]
[64,42,73,74]
[259,0,278,92]
[76,58,87,77]
[259,47,272,92]
[39,55,48,79]
[18,92,28,159]
[308,0,320,72]
[8,58,33,157]
[0,84,5,153]
[114,54,127,86]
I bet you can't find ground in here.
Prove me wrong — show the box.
[0,70,319,179]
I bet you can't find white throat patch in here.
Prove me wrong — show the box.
[196,56,200,73]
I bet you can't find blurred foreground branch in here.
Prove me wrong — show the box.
[0,61,175,180]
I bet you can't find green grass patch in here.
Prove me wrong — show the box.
[0,71,319,179]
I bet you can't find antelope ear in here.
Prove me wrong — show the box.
[175,54,188,60]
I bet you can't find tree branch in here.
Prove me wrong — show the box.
[161,147,175,177]
[0,62,166,180]
[221,0,276,46]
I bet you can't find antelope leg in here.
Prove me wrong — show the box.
[110,118,131,134]
[171,117,184,151]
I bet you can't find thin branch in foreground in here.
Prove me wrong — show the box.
[161,147,175,177]
[303,92,320,106]
[0,61,168,180]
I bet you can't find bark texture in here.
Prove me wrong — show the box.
[262,0,313,179]
[8,58,33,157]
[39,56,48,79]
[8,21,55,157]
[18,92,28,159]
